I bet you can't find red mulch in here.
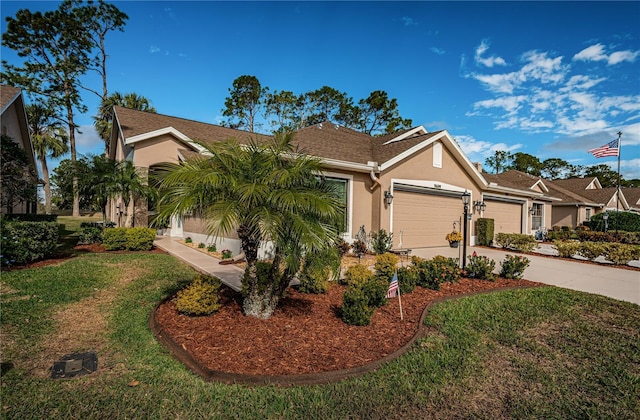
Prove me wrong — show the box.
[155,278,540,376]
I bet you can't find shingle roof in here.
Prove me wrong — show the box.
[114,107,445,167]
[1,85,21,112]
[623,188,640,207]
[551,177,599,191]
[579,187,621,205]
[483,170,542,190]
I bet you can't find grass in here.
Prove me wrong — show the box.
[1,251,639,419]
[55,215,103,254]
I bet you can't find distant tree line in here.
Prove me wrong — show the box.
[484,150,639,187]
[220,75,413,136]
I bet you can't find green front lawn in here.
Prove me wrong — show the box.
[1,252,638,419]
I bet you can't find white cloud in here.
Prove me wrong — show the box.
[430,47,445,55]
[573,43,639,65]
[149,45,160,54]
[75,125,104,154]
[474,40,507,68]
[454,134,522,160]
[401,16,418,27]
[472,95,527,114]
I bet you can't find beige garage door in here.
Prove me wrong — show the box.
[393,190,463,248]
[484,199,523,234]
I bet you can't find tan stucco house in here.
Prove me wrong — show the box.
[108,107,554,253]
[547,177,629,228]
[0,85,37,214]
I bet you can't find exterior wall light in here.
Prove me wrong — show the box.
[473,200,486,212]
[384,190,393,206]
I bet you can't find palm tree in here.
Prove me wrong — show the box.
[94,92,156,153]
[113,160,151,227]
[83,155,118,224]
[153,132,343,319]
[26,103,69,214]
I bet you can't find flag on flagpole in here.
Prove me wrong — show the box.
[588,138,619,158]
[386,272,399,298]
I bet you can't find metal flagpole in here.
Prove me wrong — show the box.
[616,132,622,234]
[397,271,403,321]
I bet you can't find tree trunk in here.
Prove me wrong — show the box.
[67,104,80,217]
[40,156,52,214]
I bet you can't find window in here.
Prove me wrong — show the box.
[433,142,443,168]
[325,177,348,234]
[531,203,543,230]
[585,208,592,220]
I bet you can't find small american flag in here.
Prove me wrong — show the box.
[588,138,619,158]
[386,272,399,298]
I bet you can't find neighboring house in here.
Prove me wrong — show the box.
[548,177,629,227]
[481,170,557,234]
[0,85,37,214]
[623,188,640,213]
[108,107,552,252]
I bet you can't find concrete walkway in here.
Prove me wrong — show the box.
[154,236,244,291]
[155,236,640,306]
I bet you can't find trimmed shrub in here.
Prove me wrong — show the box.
[298,247,341,294]
[207,244,217,253]
[103,227,155,251]
[175,274,221,316]
[465,252,496,281]
[576,242,606,261]
[341,286,374,326]
[102,227,128,250]
[500,254,530,279]
[342,264,373,287]
[370,229,393,254]
[617,231,640,245]
[590,211,640,233]
[603,243,640,265]
[78,227,103,245]
[198,242,206,248]
[125,227,156,251]
[397,265,418,293]
[374,252,399,281]
[414,255,461,290]
[495,233,537,252]
[553,240,580,258]
[0,220,59,266]
[575,230,616,243]
[475,218,495,246]
[185,237,192,243]
[362,276,388,308]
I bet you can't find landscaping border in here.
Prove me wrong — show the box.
[149,284,539,386]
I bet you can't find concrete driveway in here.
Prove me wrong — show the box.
[411,246,640,305]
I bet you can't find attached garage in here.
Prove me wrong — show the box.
[392,185,465,248]
[483,196,524,234]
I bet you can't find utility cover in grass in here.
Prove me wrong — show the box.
[51,352,97,379]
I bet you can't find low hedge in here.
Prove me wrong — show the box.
[553,240,640,265]
[102,227,156,251]
[494,233,537,252]
[475,218,495,246]
[0,220,59,266]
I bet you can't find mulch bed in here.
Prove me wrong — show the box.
[154,278,541,379]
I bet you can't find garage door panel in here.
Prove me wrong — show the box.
[393,191,463,248]
[484,200,522,234]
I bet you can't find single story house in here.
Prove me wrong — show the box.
[0,85,38,214]
[108,107,554,253]
[623,188,640,213]
[548,177,629,227]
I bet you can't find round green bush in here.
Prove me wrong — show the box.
[341,286,374,326]
[175,275,221,316]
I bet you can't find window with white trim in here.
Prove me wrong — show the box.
[325,177,348,234]
[531,203,543,230]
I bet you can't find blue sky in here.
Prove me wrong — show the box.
[2,1,639,178]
